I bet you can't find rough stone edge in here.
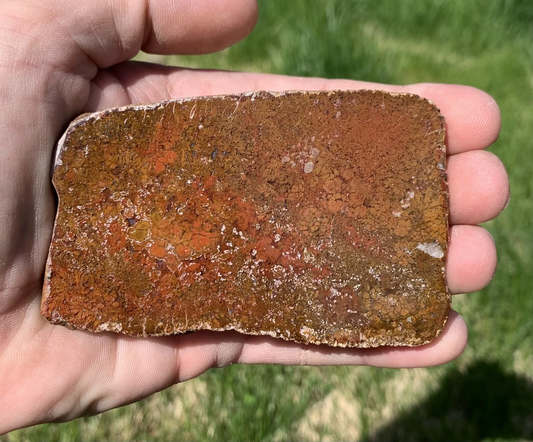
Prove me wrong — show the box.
[44,89,450,348]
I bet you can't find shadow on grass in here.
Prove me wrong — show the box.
[365,360,533,441]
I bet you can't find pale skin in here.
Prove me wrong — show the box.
[0,0,510,433]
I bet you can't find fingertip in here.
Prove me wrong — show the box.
[448,150,510,224]
[237,0,259,44]
[201,0,259,53]
[459,86,501,153]
[474,89,501,147]
[447,225,497,294]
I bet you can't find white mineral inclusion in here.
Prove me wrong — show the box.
[416,242,444,259]
[95,321,123,332]
[300,325,315,340]
[304,162,314,173]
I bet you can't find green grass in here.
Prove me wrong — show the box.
[5,0,532,440]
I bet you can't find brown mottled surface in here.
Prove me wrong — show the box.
[41,90,449,347]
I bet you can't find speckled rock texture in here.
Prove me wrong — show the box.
[41,90,449,347]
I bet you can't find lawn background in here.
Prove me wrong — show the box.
[3,0,532,440]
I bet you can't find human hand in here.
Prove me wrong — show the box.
[0,0,509,433]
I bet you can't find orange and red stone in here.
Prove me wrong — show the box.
[41,90,449,347]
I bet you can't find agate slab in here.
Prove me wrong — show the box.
[41,90,449,347]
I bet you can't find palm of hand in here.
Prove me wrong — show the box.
[0,0,509,433]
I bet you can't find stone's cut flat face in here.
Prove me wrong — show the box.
[41,90,449,347]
